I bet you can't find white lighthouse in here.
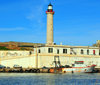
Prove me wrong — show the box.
[46,3,54,45]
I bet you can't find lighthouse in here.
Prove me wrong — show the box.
[46,3,54,45]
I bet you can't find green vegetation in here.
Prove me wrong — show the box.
[20,48,26,50]
[0,46,10,50]
[0,41,45,50]
[93,44,100,47]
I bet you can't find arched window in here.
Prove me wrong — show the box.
[48,48,53,53]
[63,49,67,54]
[81,49,84,54]
[29,51,32,55]
[93,50,95,55]
[57,49,59,54]
[38,49,41,53]
[99,50,100,55]
[87,50,89,55]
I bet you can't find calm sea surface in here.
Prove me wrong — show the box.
[0,73,100,85]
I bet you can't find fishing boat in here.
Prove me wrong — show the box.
[49,61,96,73]
[62,61,96,73]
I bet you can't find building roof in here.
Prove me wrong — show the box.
[48,3,52,6]
[36,45,99,49]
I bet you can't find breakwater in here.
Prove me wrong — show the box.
[0,67,100,73]
[0,68,49,73]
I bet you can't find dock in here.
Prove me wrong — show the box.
[0,67,50,73]
[0,67,100,73]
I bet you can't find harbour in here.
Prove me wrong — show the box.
[0,61,100,73]
[0,1,100,85]
[0,2,100,75]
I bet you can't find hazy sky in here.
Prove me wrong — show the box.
[0,0,100,46]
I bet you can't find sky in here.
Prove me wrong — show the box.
[0,0,100,46]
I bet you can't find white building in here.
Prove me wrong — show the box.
[34,45,99,55]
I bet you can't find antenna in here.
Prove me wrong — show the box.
[49,0,56,5]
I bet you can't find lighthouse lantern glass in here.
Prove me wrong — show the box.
[48,6,52,9]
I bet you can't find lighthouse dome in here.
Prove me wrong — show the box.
[48,3,53,9]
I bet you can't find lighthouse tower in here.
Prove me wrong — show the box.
[46,3,54,45]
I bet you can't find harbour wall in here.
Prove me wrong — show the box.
[37,54,100,68]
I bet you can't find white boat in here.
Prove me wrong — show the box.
[62,61,96,73]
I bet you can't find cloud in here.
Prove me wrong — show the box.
[0,27,25,31]
[26,0,50,30]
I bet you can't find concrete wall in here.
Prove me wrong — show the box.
[1,56,36,68]
[0,51,35,68]
[37,55,100,68]
[0,51,33,57]
[1,54,100,68]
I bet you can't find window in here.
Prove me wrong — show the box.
[63,49,67,54]
[57,49,59,54]
[29,51,32,55]
[87,50,89,55]
[38,49,41,53]
[81,49,84,54]
[48,48,53,53]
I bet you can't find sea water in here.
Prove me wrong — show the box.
[0,73,100,85]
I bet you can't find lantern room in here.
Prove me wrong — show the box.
[46,3,54,14]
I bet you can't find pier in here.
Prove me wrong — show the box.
[0,67,50,73]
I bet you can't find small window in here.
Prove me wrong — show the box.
[48,48,53,53]
[29,51,32,55]
[63,49,67,54]
[72,64,75,67]
[81,49,84,54]
[57,49,59,54]
[38,49,41,53]
[87,50,89,55]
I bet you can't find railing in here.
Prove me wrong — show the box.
[70,49,77,55]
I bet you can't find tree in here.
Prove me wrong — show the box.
[0,46,10,50]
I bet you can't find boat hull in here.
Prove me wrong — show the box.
[62,65,96,73]
[49,65,96,73]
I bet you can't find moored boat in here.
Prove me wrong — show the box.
[49,61,96,73]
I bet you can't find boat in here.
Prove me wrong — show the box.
[62,61,96,73]
[49,61,96,73]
